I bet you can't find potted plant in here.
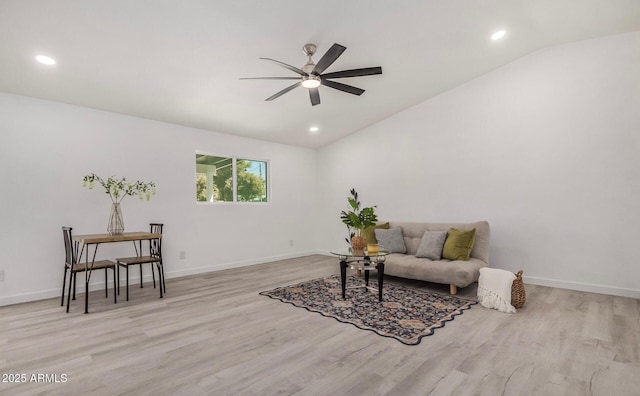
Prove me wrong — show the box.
[340,188,378,251]
[82,173,156,235]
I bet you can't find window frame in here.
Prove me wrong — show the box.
[195,151,270,205]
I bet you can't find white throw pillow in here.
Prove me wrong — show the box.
[477,267,516,313]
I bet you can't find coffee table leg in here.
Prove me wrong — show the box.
[364,260,370,287]
[340,259,347,299]
[377,262,385,302]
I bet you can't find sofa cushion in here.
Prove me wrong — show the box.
[384,254,485,288]
[362,222,389,244]
[415,230,447,260]
[375,227,407,253]
[442,228,476,261]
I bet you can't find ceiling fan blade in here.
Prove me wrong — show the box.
[260,58,306,76]
[309,88,320,106]
[265,82,301,101]
[321,67,382,79]
[321,79,365,96]
[239,77,300,80]
[312,43,346,75]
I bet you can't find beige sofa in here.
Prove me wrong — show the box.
[382,221,490,294]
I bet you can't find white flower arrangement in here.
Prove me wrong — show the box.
[82,173,156,203]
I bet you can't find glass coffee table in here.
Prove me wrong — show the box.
[330,249,390,302]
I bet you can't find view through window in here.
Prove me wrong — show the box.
[196,154,268,203]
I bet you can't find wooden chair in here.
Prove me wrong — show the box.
[116,223,165,300]
[62,227,117,313]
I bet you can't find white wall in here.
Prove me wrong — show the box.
[0,93,319,305]
[317,31,640,298]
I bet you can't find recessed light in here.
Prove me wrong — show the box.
[309,126,319,133]
[491,30,506,41]
[35,55,56,65]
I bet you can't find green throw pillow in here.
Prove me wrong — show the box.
[361,222,390,244]
[442,228,476,261]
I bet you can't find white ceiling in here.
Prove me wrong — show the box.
[1,1,639,148]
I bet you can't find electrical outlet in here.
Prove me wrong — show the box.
[0,270,4,281]
[179,251,186,260]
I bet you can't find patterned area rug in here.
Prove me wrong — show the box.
[259,274,476,345]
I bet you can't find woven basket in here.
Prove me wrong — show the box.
[511,270,526,309]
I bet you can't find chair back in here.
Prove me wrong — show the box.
[150,223,163,234]
[62,226,77,267]
[149,223,163,258]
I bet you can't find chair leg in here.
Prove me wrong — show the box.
[61,267,68,306]
[72,272,77,300]
[156,263,163,298]
[139,265,143,288]
[160,262,166,293]
[105,268,109,298]
[156,260,167,293]
[151,263,156,288]
[113,268,117,304]
[66,272,74,313]
[117,264,120,295]
[126,265,130,301]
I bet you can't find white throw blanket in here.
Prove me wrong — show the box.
[477,267,516,313]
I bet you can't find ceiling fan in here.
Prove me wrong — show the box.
[240,43,382,106]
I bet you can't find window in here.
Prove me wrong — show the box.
[195,154,268,203]
[236,158,268,202]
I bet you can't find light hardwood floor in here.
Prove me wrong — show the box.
[1,255,639,395]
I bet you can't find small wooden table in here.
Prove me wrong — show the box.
[73,232,162,313]
[330,249,390,302]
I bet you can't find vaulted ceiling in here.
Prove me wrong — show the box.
[1,1,639,148]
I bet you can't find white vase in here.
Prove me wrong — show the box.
[108,203,125,235]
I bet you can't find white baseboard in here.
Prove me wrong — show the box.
[0,250,323,307]
[523,275,640,299]
[164,250,323,278]
[1,288,64,307]
[0,277,152,307]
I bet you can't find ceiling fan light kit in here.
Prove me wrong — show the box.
[301,75,321,88]
[240,43,382,106]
